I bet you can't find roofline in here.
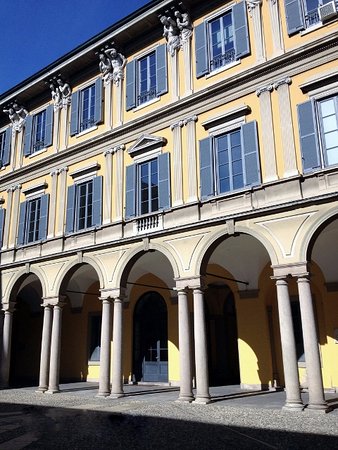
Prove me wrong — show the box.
[0,0,172,103]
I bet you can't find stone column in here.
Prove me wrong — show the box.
[193,287,210,404]
[56,167,68,237]
[247,1,265,62]
[0,311,4,363]
[183,115,198,203]
[113,145,125,222]
[9,184,21,248]
[104,82,113,129]
[297,276,328,411]
[111,296,125,398]
[256,86,278,182]
[0,303,15,388]
[268,0,284,56]
[103,150,113,225]
[48,170,59,238]
[275,278,303,410]
[177,288,194,402]
[98,297,113,397]
[2,188,13,249]
[182,39,193,96]
[37,303,53,392]
[171,121,184,207]
[273,78,299,178]
[47,301,64,394]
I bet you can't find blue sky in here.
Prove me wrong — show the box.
[0,0,151,95]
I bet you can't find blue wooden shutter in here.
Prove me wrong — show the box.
[195,22,209,78]
[241,121,261,186]
[2,127,12,166]
[0,208,5,247]
[65,185,76,233]
[199,137,214,199]
[156,44,168,96]
[92,176,103,227]
[125,164,136,219]
[94,78,103,125]
[17,201,27,245]
[44,105,54,147]
[38,194,49,241]
[70,91,79,136]
[297,100,320,172]
[158,153,171,210]
[233,1,250,59]
[23,115,33,156]
[284,0,304,35]
[126,60,136,111]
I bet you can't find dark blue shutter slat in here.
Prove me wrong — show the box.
[92,176,102,227]
[70,91,79,136]
[156,44,168,96]
[195,22,209,78]
[126,60,136,111]
[94,78,103,125]
[23,115,33,156]
[17,201,27,245]
[125,164,136,219]
[199,137,214,199]
[44,105,54,147]
[284,0,304,35]
[297,100,320,172]
[0,209,5,247]
[66,185,76,233]
[2,127,12,166]
[158,153,171,210]
[242,121,261,186]
[233,1,250,59]
[38,194,49,241]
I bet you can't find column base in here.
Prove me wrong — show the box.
[110,392,125,399]
[176,394,194,403]
[96,391,111,398]
[45,388,60,394]
[35,387,48,393]
[193,396,211,405]
[282,402,304,411]
[305,403,332,413]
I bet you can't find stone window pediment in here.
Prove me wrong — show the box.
[127,134,167,161]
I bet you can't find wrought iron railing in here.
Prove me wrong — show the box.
[210,48,236,71]
[80,117,95,132]
[305,8,320,27]
[33,140,45,152]
[137,88,157,105]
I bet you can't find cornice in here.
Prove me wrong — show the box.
[1,32,338,190]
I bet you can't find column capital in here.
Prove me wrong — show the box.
[256,84,273,97]
[183,115,198,126]
[104,144,125,156]
[273,77,292,90]
[2,301,16,313]
[50,169,60,177]
[43,295,66,307]
[247,0,263,15]
[175,276,205,291]
[296,273,311,282]
[59,166,69,174]
[170,120,184,131]
[99,287,126,301]
[271,262,309,279]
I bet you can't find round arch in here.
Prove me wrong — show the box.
[3,266,48,303]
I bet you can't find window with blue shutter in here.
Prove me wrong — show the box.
[284,0,332,35]
[125,153,171,219]
[23,105,54,156]
[298,95,338,172]
[70,78,103,136]
[195,1,250,77]
[17,194,49,245]
[66,177,103,233]
[0,127,11,167]
[199,121,261,199]
[125,44,168,110]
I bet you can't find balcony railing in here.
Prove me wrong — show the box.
[134,213,163,235]
[80,117,95,132]
[305,9,320,27]
[33,140,45,152]
[210,48,236,71]
[137,88,157,106]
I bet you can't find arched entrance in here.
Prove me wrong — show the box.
[133,291,168,383]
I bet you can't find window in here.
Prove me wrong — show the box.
[66,176,102,233]
[298,95,338,171]
[17,195,49,245]
[195,1,250,78]
[70,78,103,136]
[89,315,101,362]
[125,153,170,219]
[23,106,54,156]
[284,0,337,35]
[199,121,261,199]
[290,299,305,362]
[0,128,11,167]
[126,45,168,110]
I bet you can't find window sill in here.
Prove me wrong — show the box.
[28,147,47,158]
[134,96,160,112]
[65,226,100,237]
[205,60,241,79]
[200,185,256,204]
[76,125,98,138]
[300,22,323,36]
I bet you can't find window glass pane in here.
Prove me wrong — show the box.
[322,115,338,133]
[326,148,338,165]
[233,174,244,190]
[320,99,336,117]
[76,180,93,230]
[219,178,230,193]
[324,131,338,150]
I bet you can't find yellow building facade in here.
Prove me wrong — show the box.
[0,0,337,410]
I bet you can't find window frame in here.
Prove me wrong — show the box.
[75,179,94,231]
[17,192,49,246]
[137,158,159,215]
[79,83,96,132]
[32,109,47,153]
[23,105,54,157]
[137,51,157,106]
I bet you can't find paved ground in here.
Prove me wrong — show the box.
[0,384,337,449]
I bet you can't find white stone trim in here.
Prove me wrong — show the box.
[201,104,250,130]
[70,162,100,181]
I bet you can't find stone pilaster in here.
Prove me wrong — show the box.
[10,129,17,168]
[60,105,69,150]
[171,121,184,206]
[268,0,284,56]
[56,167,68,237]
[48,170,59,238]
[256,85,278,182]
[54,109,61,152]
[103,150,114,224]
[113,145,125,222]
[2,187,14,249]
[8,184,21,248]
[183,115,198,203]
[98,297,113,397]
[273,78,299,178]
[105,82,113,129]
[171,52,179,102]
[182,39,192,96]
[247,1,265,62]
[114,82,123,128]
